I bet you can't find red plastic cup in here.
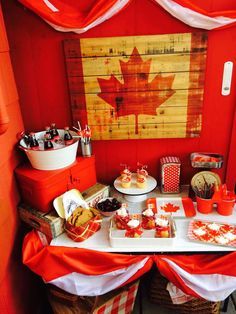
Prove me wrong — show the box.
[217,199,235,216]
[196,196,213,214]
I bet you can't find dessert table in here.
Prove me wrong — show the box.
[51,187,236,253]
[22,186,236,303]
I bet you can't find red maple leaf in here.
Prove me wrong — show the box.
[97,47,175,134]
[161,203,180,213]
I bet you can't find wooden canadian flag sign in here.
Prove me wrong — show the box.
[64,33,207,140]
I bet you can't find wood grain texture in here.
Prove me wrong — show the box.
[64,32,207,139]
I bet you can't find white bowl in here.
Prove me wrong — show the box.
[19,129,79,170]
[96,197,121,217]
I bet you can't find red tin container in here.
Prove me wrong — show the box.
[15,156,97,213]
[160,156,181,193]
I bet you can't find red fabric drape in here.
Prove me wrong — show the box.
[18,0,132,30]
[23,230,236,301]
[18,0,236,32]
[170,0,236,18]
[23,230,153,282]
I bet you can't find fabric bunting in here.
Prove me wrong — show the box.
[18,0,236,33]
[22,231,153,296]
[23,230,236,301]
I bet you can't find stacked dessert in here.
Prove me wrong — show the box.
[136,164,148,188]
[114,204,130,230]
[120,166,132,188]
[125,216,143,238]
[113,204,172,239]
[119,163,149,189]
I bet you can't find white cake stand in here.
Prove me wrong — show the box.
[114,173,157,202]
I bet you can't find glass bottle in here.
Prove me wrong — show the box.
[45,126,53,140]
[64,126,73,145]
[44,133,54,150]
[50,123,60,140]
[29,132,39,150]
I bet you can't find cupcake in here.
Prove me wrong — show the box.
[136,176,147,188]
[120,167,132,179]
[142,207,155,229]
[114,205,130,230]
[125,219,143,238]
[155,216,170,238]
[121,175,131,188]
[137,167,148,179]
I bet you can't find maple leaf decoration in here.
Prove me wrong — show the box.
[161,203,180,213]
[97,47,175,134]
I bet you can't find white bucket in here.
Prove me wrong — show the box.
[19,129,79,170]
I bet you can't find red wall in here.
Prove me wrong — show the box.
[0,1,236,313]
[3,0,236,188]
[0,3,49,314]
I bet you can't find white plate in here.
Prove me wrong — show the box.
[114,173,157,196]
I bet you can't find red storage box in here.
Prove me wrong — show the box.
[15,156,97,213]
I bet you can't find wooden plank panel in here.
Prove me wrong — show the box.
[69,71,205,94]
[90,121,189,140]
[83,89,203,110]
[80,54,198,77]
[186,32,207,137]
[79,33,194,57]
[86,107,190,124]
[64,33,207,139]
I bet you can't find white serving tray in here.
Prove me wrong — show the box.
[188,219,236,248]
[109,215,176,248]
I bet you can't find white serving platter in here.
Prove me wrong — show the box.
[188,219,236,248]
[109,214,176,248]
[114,173,157,202]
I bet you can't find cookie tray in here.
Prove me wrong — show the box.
[109,215,176,248]
[188,219,236,248]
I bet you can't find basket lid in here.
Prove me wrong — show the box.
[53,189,88,219]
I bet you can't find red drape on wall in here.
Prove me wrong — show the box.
[18,0,236,32]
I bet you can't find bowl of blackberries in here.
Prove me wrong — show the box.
[96,197,122,217]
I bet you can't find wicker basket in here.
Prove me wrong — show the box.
[47,280,139,314]
[148,269,220,314]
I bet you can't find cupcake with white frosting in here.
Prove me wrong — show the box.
[114,204,130,230]
[142,207,155,229]
[155,216,170,238]
[125,218,143,238]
